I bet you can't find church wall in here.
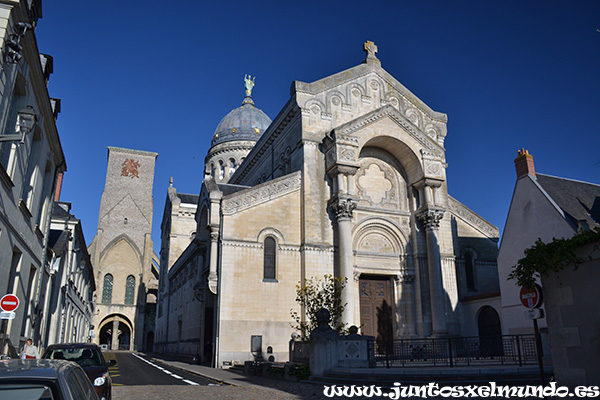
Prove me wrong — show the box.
[217,186,303,364]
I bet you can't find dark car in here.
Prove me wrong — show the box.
[42,343,115,400]
[0,358,99,399]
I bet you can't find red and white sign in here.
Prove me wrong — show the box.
[0,294,19,312]
[520,284,543,309]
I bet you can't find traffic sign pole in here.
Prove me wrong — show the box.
[520,285,545,386]
[0,294,19,357]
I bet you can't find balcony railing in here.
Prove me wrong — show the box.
[372,335,538,368]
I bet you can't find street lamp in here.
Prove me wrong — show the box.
[0,106,37,143]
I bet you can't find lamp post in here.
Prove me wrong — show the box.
[0,106,37,143]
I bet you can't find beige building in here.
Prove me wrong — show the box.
[88,146,159,351]
[156,42,501,367]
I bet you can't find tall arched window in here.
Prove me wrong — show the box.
[125,275,135,305]
[263,237,276,280]
[102,274,113,304]
[465,251,476,290]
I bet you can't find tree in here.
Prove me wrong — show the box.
[290,275,347,340]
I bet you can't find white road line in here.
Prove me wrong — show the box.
[131,353,201,386]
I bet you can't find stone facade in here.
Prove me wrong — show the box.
[88,147,159,351]
[0,0,66,355]
[156,42,501,367]
[42,202,95,346]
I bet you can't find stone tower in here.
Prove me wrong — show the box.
[89,146,159,351]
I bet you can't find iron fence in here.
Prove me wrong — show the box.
[372,335,538,367]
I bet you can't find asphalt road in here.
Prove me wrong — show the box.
[105,352,213,387]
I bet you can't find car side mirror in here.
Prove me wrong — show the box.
[108,359,117,366]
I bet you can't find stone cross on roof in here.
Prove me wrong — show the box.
[363,41,380,66]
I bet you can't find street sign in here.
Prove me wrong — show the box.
[0,311,15,320]
[524,308,544,320]
[519,284,543,309]
[0,294,19,312]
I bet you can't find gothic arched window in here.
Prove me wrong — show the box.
[264,237,276,280]
[102,274,113,304]
[125,275,135,305]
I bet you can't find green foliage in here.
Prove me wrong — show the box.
[508,227,600,288]
[290,274,347,340]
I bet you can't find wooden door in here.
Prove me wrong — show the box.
[359,276,394,342]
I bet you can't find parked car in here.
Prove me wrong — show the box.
[0,358,99,399]
[42,343,115,400]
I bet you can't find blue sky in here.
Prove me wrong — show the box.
[35,1,600,255]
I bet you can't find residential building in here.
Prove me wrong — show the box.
[0,0,66,355]
[497,148,600,384]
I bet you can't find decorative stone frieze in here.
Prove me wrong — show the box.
[222,172,301,214]
[447,196,499,239]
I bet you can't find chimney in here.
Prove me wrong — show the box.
[54,172,64,202]
[514,148,535,178]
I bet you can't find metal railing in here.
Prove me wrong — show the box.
[372,335,538,368]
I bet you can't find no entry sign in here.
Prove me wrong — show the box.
[0,294,19,312]
[519,284,543,309]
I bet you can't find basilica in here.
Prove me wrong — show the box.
[154,42,501,367]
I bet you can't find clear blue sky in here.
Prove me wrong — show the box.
[35,1,600,256]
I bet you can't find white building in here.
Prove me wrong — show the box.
[0,0,66,356]
[156,42,502,366]
[41,201,95,346]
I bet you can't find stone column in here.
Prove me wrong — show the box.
[417,207,448,337]
[111,320,120,350]
[331,197,357,327]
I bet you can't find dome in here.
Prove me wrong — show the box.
[211,95,272,147]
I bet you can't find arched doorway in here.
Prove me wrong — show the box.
[98,315,133,351]
[478,306,502,357]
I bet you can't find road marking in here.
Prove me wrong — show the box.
[132,353,202,386]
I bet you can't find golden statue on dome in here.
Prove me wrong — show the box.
[244,74,255,96]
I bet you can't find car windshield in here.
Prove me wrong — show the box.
[44,347,103,368]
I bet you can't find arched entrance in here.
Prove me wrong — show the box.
[98,315,133,351]
[478,306,502,357]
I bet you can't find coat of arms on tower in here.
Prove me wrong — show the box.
[121,159,140,178]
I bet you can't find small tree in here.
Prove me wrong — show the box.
[290,274,347,340]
